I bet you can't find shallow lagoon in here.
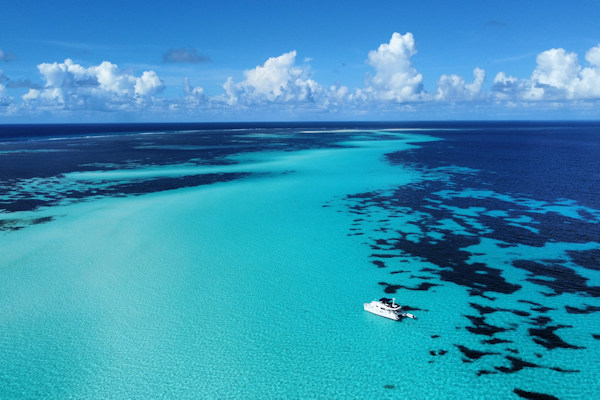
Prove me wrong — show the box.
[1,124,599,399]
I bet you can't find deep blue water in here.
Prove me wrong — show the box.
[2,121,598,213]
[387,123,600,209]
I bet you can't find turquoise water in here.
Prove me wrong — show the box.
[1,126,599,399]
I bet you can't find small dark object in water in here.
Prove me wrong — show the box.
[455,344,499,360]
[565,304,600,314]
[482,338,513,345]
[384,384,395,389]
[513,388,559,400]
[549,367,579,373]
[477,370,497,376]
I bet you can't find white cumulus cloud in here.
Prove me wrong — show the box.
[436,67,485,101]
[359,32,424,102]
[529,48,580,98]
[135,71,164,96]
[23,59,164,110]
[573,44,600,98]
[493,43,600,101]
[222,50,323,106]
[8,34,600,120]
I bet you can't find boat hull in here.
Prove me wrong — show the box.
[363,302,400,320]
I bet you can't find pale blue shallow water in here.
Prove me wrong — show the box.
[0,124,599,399]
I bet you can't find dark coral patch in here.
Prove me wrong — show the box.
[430,349,444,357]
[378,281,440,293]
[390,270,409,274]
[455,345,499,360]
[529,316,552,326]
[469,302,530,318]
[531,306,554,313]
[512,260,600,297]
[518,300,543,307]
[1,216,56,231]
[567,248,600,271]
[388,232,522,298]
[371,253,401,259]
[409,275,434,280]
[518,300,556,313]
[482,338,512,345]
[469,303,497,315]
[491,355,579,376]
[528,325,584,350]
[513,388,559,400]
[346,188,525,299]
[549,367,579,373]
[494,356,540,374]
[465,314,512,337]
[31,216,54,225]
[565,304,600,314]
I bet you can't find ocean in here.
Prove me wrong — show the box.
[0,122,598,399]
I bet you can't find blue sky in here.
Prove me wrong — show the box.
[1,1,599,122]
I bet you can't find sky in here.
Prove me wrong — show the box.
[1,0,599,122]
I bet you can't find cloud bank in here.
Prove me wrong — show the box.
[2,33,600,119]
[19,59,164,112]
[492,45,600,101]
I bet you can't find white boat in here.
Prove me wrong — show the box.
[363,298,416,320]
